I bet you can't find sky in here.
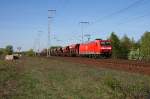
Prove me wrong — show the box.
[0,0,150,51]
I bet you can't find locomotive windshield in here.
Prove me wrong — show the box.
[100,41,111,46]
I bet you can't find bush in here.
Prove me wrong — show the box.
[25,49,35,56]
[128,49,143,60]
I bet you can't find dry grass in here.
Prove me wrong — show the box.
[0,57,150,99]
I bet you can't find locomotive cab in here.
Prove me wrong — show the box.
[99,40,112,57]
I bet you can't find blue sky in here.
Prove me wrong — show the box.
[0,0,150,51]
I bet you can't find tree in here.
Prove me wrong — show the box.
[140,31,150,61]
[120,35,132,59]
[5,45,13,55]
[109,32,122,58]
[129,37,140,50]
[0,48,5,56]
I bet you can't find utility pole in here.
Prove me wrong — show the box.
[79,21,89,43]
[33,38,37,56]
[37,30,42,56]
[17,47,21,55]
[84,34,91,42]
[47,9,56,57]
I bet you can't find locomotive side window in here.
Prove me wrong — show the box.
[105,42,111,46]
[100,42,111,46]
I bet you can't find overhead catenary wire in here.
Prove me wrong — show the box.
[118,13,150,25]
[83,0,149,38]
[91,0,146,25]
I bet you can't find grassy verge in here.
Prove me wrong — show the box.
[0,57,150,99]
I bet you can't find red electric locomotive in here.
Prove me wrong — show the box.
[79,39,112,58]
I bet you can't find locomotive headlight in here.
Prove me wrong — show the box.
[101,47,112,50]
[101,47,105,49]
[107,47,112,50]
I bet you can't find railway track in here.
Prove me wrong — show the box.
[51,56,150,75]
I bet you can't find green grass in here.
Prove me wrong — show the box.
[0,57,150,99]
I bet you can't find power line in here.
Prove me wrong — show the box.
[91,0,146,25]
[118,13,150,25]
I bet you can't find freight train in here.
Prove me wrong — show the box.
[50,39,112,58]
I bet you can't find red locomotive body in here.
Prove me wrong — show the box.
[79,39,112,57]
